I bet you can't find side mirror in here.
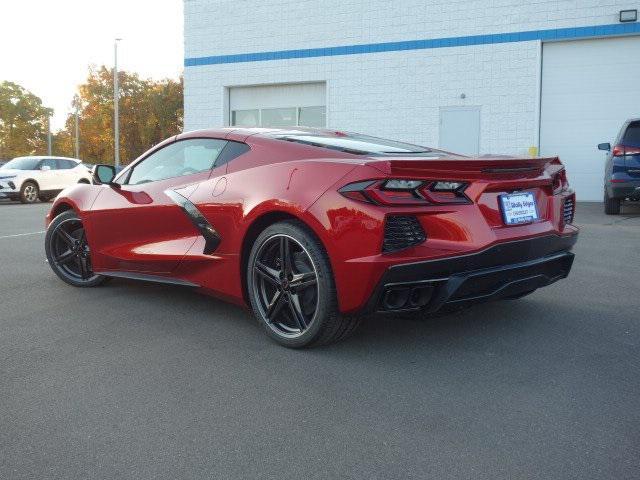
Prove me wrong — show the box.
[93,164,117,185]
[40,165,51,171]
[597,142,611,151]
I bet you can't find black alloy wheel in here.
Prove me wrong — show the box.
[45,210,106,287]
[247,220,361,348]
[252,233,319,337]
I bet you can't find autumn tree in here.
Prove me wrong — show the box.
[56,66,183,164]
[0,81,52,158]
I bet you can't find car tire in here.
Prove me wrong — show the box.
[247,220,361,348]
[19,181,39,204]
[604,191,621,215]
[45,210,108,288]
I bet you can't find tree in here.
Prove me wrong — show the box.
[56,66,183,164]
[0,81,52,158]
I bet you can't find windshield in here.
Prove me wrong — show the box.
[1,157,41,170]
[271,132,449,157]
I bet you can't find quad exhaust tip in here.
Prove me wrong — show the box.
[382,285,434,311]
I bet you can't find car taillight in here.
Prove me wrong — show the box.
[612,144,640,156]
[338,179,470,206]
[552,169,569,194]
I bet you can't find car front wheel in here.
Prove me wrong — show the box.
[19,181,39,204]
[247,220,360,348]
[45,210,107,287]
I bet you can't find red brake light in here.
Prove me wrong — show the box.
[340,190,372,203]
[613,145,640,156]
[625,146,640,155]
[339,179,470,206]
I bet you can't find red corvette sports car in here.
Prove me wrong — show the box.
[45,128,578,347]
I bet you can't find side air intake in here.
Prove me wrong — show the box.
[563,195,575,226]
[165,189,221,254]
[382,215,426,253]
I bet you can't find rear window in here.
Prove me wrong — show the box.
[271,131,448,157]
[623,121,640,147]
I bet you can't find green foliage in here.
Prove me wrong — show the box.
[1,68,183,163]
[56,66,183,164]
[0,81,52,158]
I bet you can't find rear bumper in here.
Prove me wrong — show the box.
[361,233,578,314]
[608,180,640,200]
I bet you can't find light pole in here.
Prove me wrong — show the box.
[47,112,52,156]
[74,95,80,158]
[113,38,122,168]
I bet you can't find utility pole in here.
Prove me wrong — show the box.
[47,113,52,156]
[74,95,80,158]
[114,38,122,168]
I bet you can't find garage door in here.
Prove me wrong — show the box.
[540,36,640,201]
[229,82,326,128]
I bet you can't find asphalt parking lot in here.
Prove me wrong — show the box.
[1,200,639,479]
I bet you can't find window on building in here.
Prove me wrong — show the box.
[231,106,326,128]
[298,106,325,128]
[261,108,297,127]
[231,110,259,127]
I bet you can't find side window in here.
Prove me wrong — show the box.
[39,158,58,170]
[215,141,250,168]
[183,140,226,172]
[57,159,77,169]
[126,138,227,185]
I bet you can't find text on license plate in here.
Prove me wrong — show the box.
[499,192,538,225]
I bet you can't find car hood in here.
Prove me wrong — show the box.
[0,169,28,179]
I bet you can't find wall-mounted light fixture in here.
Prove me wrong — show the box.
[619,9,638,23]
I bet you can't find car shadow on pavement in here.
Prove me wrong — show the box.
[619,202,640,215]
[99,277,556,357]
[575,201,640,227]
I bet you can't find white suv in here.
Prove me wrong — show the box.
[0,156,92,203]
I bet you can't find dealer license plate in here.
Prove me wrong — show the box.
[499,192,538,225]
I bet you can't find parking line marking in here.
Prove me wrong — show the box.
[0,230,46,239]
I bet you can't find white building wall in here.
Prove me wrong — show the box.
[184,0,636,156]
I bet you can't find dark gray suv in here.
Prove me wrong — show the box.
[598,118,640,214]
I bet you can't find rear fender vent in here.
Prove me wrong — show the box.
[383,215,426,253]
[562,195,575,227]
